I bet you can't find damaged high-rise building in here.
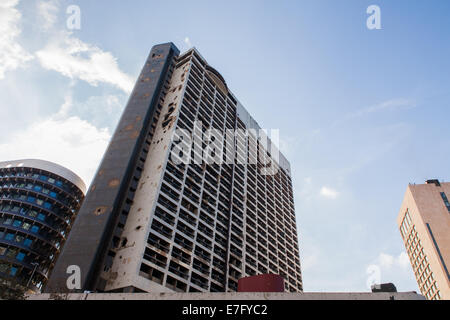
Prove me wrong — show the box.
[45,42,303,293]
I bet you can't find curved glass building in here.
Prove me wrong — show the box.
[0,159,85,292]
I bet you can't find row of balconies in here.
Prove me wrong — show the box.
[243,232,299,273]
[0,180,79,210]
[0,171,83,201]
[155,107,302,290]
[181,58,302,291]
[186,76,201,100]
[171,246,191,265]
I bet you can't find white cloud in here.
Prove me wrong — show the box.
[36,31,134,93]
[379,252,395,268]
[331,98,416,129]
[70,94,123,117]
[0,0,34,79]
[320,186,339,199]
[56,91,125,130]
[352,98,416,118]
[0,2,130,187]
[376,252,411,270]
[365,251,417,290]
[397,251,411,269]
[184,37,192,48]
[37,0,60,31]
[55,92,73,118]
[0,113,111,186]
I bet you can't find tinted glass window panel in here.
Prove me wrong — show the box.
[16,252,25,261]
[10,267,17,276]
[13,220,22,228]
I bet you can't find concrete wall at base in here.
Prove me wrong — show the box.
[26,292,425,300]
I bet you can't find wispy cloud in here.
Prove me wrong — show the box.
[184,37,193,48]
[330,98,416,129]
[366,251,417,291]
[36,31,134,93]
[320,186,339,199]
[56,91,125,130]
[37,0,60,31]
[350,98,416,118]
[0,0,34,79]
[376,252,410,269]
[0,110,111,186]
[0,1,132,185]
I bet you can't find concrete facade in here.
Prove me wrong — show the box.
[26,292,424,300]
[45,43,180,292]
[397,180,450,300]
[45,43,302,294]
[101,48,302,293]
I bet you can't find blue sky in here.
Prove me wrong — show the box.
[1,0,449,292]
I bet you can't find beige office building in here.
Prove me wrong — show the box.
[397,179,450,300]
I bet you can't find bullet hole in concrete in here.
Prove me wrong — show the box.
[130,131,140,139]
[94,206,107,216]
[109,179,120,188]
[162,118,173,128]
